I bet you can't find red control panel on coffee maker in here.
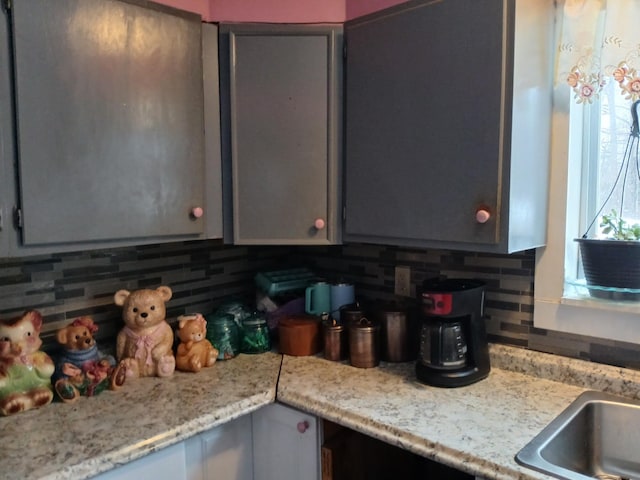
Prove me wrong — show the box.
[422,293,453,315]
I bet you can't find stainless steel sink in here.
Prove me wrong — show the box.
[516,390,640,480]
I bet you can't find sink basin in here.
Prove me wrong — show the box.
[516,390,640,480]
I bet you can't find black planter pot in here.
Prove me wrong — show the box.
[575,238,640,301]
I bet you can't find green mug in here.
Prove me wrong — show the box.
[305,282,331,316]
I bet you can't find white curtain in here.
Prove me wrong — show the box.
[557,0,640,103]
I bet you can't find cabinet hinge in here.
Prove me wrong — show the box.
[13,207,22,229]
[342,205,346,222]
[0,208,3,231]
[343,42,347,59]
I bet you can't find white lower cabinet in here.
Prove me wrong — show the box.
[91,404,319,480]
[89,404,481,480]
[92,442,189,480]
[252,403,320,480]
[186,414,254,480]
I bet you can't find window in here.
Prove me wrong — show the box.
[533,0,640,343]
[567,81,640,291]
[594,83,640,229]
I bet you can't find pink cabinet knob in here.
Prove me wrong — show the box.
[475,209,491,224]
[191,207,204,219]
[297,420,309,433]
[314,218,326,230]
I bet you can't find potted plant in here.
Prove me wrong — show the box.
[600,209,640,240]
[575,100,640,300]
[576,209,640,300]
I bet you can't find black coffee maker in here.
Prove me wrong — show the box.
[415,278,490,388]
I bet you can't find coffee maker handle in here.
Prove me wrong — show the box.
[421,295,434,310]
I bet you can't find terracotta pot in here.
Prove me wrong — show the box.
[278,315,321,356]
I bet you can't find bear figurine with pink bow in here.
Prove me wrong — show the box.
[114,286,175,379]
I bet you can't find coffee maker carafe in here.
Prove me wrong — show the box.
[416,278,490,388]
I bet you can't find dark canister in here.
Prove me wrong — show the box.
[348,317,380,368]
[340,303,365,325]
[323,319,347,361]
[377,306,415,362]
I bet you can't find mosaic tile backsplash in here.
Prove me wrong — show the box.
[0,241,287,353]
[1,240,639,369]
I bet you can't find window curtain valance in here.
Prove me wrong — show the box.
[557,0,640,103]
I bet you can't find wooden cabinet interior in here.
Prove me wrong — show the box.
[321,420,473,480]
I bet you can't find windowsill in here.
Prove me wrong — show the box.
[561,295,640,314]
[534,292,640,344]
[561,282,640,315]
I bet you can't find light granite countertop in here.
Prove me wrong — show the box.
[279,352,578,480]
[3,344,640,480]
[278,344,640,480]
[0,352,282,480]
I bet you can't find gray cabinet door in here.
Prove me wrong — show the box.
[344,0,511,250]
[10,0,206,246]
[220,24,342,245]
[0,8,13,257]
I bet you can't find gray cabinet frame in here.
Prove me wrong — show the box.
[0,2,222,257]
[219,23,343,245]
[343,0,553,253]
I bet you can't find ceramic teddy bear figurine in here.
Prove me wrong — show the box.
[175,314,218,373]
[114,286,175,379]
[0,310,55,416]
[53,317,126,402]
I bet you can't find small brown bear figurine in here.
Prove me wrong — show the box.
[114,286,175,379]
[53,317,126,403]
[175,314,218,373]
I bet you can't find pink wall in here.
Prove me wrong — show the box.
[346,0,408,20]
[152,0,213,21]
[209,0,346,22]
[152,0,409,23]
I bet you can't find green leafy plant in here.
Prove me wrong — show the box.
[600,209,640,240]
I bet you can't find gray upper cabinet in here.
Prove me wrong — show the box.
[343,0,553,253]
[219,23,342,245]
[0,4,11,257]
[0,0,222,256]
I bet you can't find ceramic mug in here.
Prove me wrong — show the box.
[305,282,331,316]
[330,283,355,322]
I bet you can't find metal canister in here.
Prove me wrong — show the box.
[323,319,347,361]
[340,304,365,325]
[377,306,414,362]
[348,317,380,368]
